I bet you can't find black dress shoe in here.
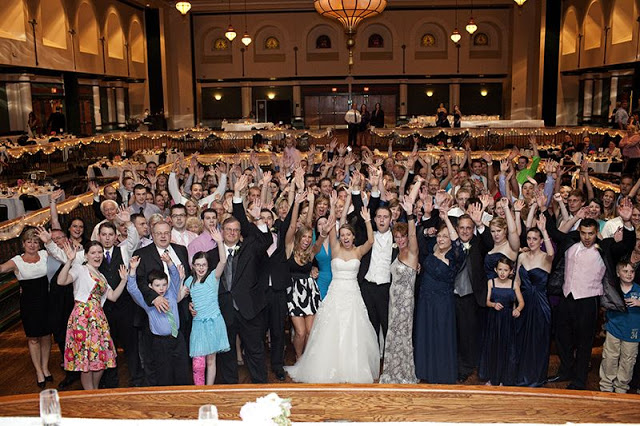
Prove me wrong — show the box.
[57,374,78,390]
[274,369,286,381]
[45,375,53,382]
[546,375,570,383]
[566,383,585,390]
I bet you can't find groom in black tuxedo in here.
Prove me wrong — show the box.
[206,186,272,384]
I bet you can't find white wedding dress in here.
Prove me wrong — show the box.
[285,258,380,383]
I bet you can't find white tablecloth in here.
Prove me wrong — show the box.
[221,121,274,132]
[136,152,182,165]
[0,190,57,220]
[460,120,545,128]
[87,160,144,179]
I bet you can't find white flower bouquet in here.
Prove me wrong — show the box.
[239,392,292,426]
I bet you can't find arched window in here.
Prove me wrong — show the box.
[561,9,578,55]
[473,32,489,46]
[316,35,331,49]
[612,0,634,44]
[129,19,144,62]
[0,0,26,41]
[368,33,384,48]
[265,36,280,49]
[77,2,98,54]
[420,33,436,47]
[213,37,229,50]
[41,0,67,49]
[584,1,603,50]
[106,12,124,59]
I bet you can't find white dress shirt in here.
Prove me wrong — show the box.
[364,230,393,284]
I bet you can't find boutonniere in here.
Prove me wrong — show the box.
[392,243,398,249]
[594,243,601,251]
[233,245,241,254]
[270,227,277,233]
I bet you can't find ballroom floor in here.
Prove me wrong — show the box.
[0,321,625,396]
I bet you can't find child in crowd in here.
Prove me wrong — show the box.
[186,227,230,385]
[599,260,640,393]
[127,253,191,386]
[479,257,524,386]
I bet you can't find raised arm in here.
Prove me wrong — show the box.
[106,264,129,302]
[49,188,64,231]
[312,213,334,256]
[56,241,77,286]
[500,197,520,252]
[356,207,375,258]
[285,190,307,258]
[536,213,555,259]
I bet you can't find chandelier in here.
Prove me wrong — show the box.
[225,0,236,41]
[314,0,387,71]
[466,0,477,34]
[175,1,191,15]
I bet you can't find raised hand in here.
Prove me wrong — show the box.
[337,144,347,157]
[400,195,413,214]
[262,170,272,185]
[537,213,547,230]
[482,152,493,164]
[160,251,173,266]
[294,190,308,205]
[575,206,589,219]
[88,180,99,196]
[62,240,76,261]
[513,199,525,213]
[499,159,509,174]
[248,199,262,220]
[619,197,633,222]
[234,174,249,194]
[322,213,336,235]
[210,226,223,243]
[360,206,371,223]
[423,194,434,216]
[177,264,186,282]
[479,193,493,211]
[129,255,140,271]
[468,202,483,225]
[116,206,131,223]
[36,226,52,244]
[118,264,128,281]
[536,192,548,209]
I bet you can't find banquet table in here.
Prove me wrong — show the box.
[134,150,182,165]
[0,187,61,220]
[221,121,274,132]
[87,160,145,179]
[460,120,545,128]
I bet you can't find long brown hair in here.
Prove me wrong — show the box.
[293,225,314,265]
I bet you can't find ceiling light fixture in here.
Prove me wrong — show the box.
[175,1,191,15]
[225,0,236,41]
[241,0,252,46]
[451,0,461,44]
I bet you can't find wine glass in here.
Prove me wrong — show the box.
[198,404,219,425]
[40,389,61,426]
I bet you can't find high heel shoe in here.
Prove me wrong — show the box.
[45,374,53,382]
[37,379,46,389]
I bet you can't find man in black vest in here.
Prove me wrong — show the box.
[96,214,140,388]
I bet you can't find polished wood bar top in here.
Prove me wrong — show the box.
[1,384,639,423]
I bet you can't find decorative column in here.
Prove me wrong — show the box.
[106,87,116,127]
[609,75,618,118]
[241,85,252,118]
[93,85,102,131]
[399,81,408,118]
[592,78,603,121]
[293,84,302,118]
[6,74,33,132]
[450,82,461,108]
[582,78,594,122]
[115,86,126,128]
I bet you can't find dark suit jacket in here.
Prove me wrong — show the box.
[260,203,293,291]
[207,201,272,321]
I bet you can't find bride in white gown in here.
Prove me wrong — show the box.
[285,205,379,383]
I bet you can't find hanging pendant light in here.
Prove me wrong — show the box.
[241,31,252,46]
[225,0,236,41]
[450,28,461,44]
[514,0,527,6]
[241,0,251,46]
[466,17,477,34]
[466,0,477,34]
[225,24,237,41]
[175,1,191,15]
[451,0,461,44]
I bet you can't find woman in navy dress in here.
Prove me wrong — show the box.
[514,214,554,386]
[483,198,520,279]
[415,205,465,384]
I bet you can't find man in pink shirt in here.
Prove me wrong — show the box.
[546,206,635,390]
[619,124,640,175]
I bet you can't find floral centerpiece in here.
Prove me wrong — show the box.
[239,393,292,426]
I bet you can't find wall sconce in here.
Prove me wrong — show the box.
[480,88,488,97]
[364,87,369,92]
[267,92,276,100]
[331,87,338,92]
[426,89,434,97]
[214,93,222,101]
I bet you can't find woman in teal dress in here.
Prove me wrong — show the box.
[315,216,332,299]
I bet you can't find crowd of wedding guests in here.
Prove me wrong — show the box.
[3,129,640,394]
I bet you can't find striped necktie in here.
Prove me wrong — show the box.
[166,309,178,338]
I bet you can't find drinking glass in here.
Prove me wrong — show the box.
[198,404,219,425]
[40,389,61,426]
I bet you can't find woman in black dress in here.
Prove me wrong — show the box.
[436,103,450,127]
[453,105,462,128]
[358,104,371,147]
[370,102,384,128]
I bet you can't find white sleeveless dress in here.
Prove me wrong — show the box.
[285,258,380,383]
